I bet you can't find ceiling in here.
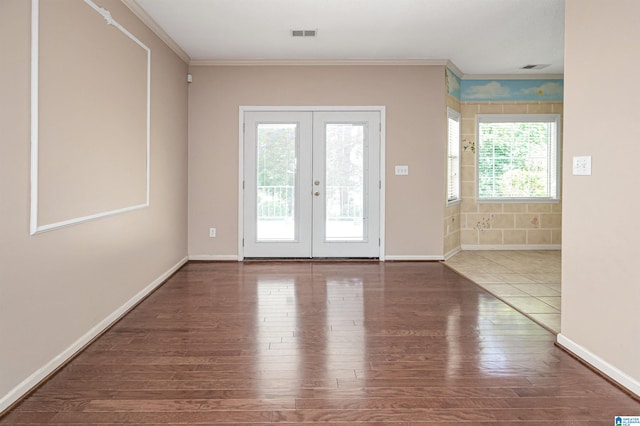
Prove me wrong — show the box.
[131,0,565,76]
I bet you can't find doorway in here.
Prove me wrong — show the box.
[241,109,383,258]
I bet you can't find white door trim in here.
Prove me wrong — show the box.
[238,106,386,260]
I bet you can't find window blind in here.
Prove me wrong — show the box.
[447,108,461,203]
[476,114,560,201]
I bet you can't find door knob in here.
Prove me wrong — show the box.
[314,191,320,196]
[314,180,320,186]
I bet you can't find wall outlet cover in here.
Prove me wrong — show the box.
[572,156,591,176]
[395,165,409,175]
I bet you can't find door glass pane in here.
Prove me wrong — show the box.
[256,123,297,241]
[325,123,365,241]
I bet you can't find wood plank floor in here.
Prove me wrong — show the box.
[2,261,638,424]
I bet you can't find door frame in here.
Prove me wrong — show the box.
[238,106,386,261]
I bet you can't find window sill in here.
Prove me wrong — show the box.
[476,198,561,204]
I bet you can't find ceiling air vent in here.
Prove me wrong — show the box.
[291,29,317,37]
[521,64,550,70]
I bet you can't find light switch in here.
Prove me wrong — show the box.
[395,165,409,175]
[572,156,591,176]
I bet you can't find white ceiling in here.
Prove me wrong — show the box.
[132,0,565,76]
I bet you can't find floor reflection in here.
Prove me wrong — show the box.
[255,276,299,397]
[325,275,365,381]
[445,305,462,377]
[4,260,638,425]
[254,264,370,396]
[476,292,555,377]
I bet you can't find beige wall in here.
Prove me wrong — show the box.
[1,0,637,406]
[188,65,447,259]
[0,0,188,407]
[561,0,640,393]
[459,101,563,248]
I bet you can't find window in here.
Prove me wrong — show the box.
[476,114,560,202]
[447,108,461,204]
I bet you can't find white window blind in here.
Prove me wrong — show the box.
[476,114,560,201]
[447,108,461,203]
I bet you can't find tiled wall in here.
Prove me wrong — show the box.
[444,93,461,257]
[444,202,461,256]
[459,101,563,248]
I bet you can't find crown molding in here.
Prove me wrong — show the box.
[187,60,564,81]
[107,7,564,79]
[189,58,451,67]
[445,60,464,78]
[462,73,564,80]
[121,0,190,64]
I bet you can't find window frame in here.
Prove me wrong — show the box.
[475,114,561,203]
[446,108,461,206]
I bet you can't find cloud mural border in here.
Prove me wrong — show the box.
[445,68,462,100]
[461,79,563,102]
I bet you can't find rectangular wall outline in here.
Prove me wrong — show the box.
[30,0,151,235]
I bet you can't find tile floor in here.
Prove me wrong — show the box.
[443,250,561,333]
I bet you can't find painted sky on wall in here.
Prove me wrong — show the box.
[445,68,462,100]
[445,67,563,102]
[460,79,564,101]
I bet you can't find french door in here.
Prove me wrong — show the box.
[243,110,381,258]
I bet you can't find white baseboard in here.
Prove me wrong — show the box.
[384,255,444,261]
[461,244,561,251]
[193,254,447,262]
[0,256,189,414]
[189,254,239,261]
[557,333,640,398]
[444,247,462,260]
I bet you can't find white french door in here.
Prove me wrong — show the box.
[243,111,313,258]
[243,110,381,258]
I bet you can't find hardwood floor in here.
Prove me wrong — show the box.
[2,261,638,424]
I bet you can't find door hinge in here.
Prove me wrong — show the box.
[243,122,245,133]
[242,238,245,247]
[243,180,245,190]
[379,180,382,189]
[379,122,382,132]
[379,238,381,246]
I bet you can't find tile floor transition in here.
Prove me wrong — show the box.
[443,250,561,333]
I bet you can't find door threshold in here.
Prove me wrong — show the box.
[243,257,379,262]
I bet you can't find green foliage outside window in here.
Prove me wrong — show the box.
[477,116,559,200]
[257,125,296,218]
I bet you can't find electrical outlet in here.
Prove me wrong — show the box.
[395,165,409,175]
[209,228,216,238]
[572,156,591,176]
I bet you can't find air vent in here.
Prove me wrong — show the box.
[521,64,550,70]
[291,29,317,37]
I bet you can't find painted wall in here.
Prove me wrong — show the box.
[459,101,563,248]
[461,79,563,102]
[0,0,188,408]
[188,65,447,259]
[442,72,565,254]
[560,0,640,395]
[444,91,461,257]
